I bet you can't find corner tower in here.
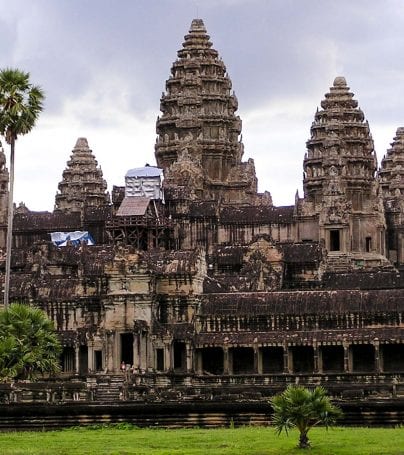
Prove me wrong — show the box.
[379,127,404,199]
[379,128,404,266]
[300,78,387,266]
[303,77,378,206]
[155,19,259,203]
[54,138,110,214]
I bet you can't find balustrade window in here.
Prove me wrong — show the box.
[321,345,344,372]
[351,344,375,372]
[261,347,284,373]
[291,346,314,373]
[201,347,224,375]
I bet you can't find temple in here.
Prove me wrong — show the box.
[1,19,404,404]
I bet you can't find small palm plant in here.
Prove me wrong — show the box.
[0,303,61,381]
[270,385,342,449]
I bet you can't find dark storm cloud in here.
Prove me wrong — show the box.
[1,0,404,208]
[3,0,403,116]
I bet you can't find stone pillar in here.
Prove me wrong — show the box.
[185,341,193,372]
[145,331,154,371]
[105,332,114,373]
[114,332,120,372]
[140,333,148,371]
[195,349,202,374]
[223,346,229,375]
[74,343,79,374]
[284,345,291,373]
[379,344,384,373]
[374,340,381,373]
[87,341,94,373]
[317,345,323,373]
[343,342,350,373]
[133,332,141,370]
[313,343,320,373]
[164,338,172,371]
[257,347,263,375]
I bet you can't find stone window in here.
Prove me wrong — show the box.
[201,347,224,375]
[290,346,314,373]
[381,344,404,372]
[230,347,255,374]
[351,344,375,372]
[261,346,284,373]
[61,347,75,373]
[321,345,344,372]
[158,300,168,323]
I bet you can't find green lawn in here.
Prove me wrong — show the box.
[0,425,403,454]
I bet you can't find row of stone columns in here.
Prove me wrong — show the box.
[64,338,394,375]
[193,342,391,375]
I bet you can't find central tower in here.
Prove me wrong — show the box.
[155,19,258,203]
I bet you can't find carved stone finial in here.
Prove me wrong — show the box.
[333,76,347,87]
[190,18,206,33]
[74,137,89,150]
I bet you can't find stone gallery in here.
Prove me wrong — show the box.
[1,19,404,404]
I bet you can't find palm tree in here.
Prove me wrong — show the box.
[0,302,61,381]
[0,68,44,307]
[270,385,342,449]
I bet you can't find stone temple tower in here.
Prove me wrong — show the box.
[379,127,404,266]
[300,77,387,267]
[54,138,110,214]
[155,19,259,204]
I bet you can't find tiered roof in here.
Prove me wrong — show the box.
[303,77,377,204]
[155,19,258,202]
[54,138,109,213]
[379,127,404,198]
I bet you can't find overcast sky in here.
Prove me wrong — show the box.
[1,0,404,210]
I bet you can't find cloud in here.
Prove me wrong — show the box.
[1,0,404,210]
[12,84,156,211]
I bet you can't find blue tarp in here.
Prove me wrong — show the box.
[50,231,95,247]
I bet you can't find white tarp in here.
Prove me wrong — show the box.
[50,231,95,247]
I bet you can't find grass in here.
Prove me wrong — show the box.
[0,425,403,454]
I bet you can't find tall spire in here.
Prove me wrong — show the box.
[380,127,404,198]
[181,19,213,53]
[54,138,109,213]
[155,19,258,203]
[300,78,386,262]
[303,77,377,206]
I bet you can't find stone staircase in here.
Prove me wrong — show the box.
[325,252,353,273]
[94,375,125,402]
[324,251,396,274]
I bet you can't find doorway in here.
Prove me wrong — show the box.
[121,333,134,366]
[79,345,88,376]
[330,230,341,251]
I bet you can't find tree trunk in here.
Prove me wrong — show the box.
[298,431,310,449]
[4,137,15,308]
